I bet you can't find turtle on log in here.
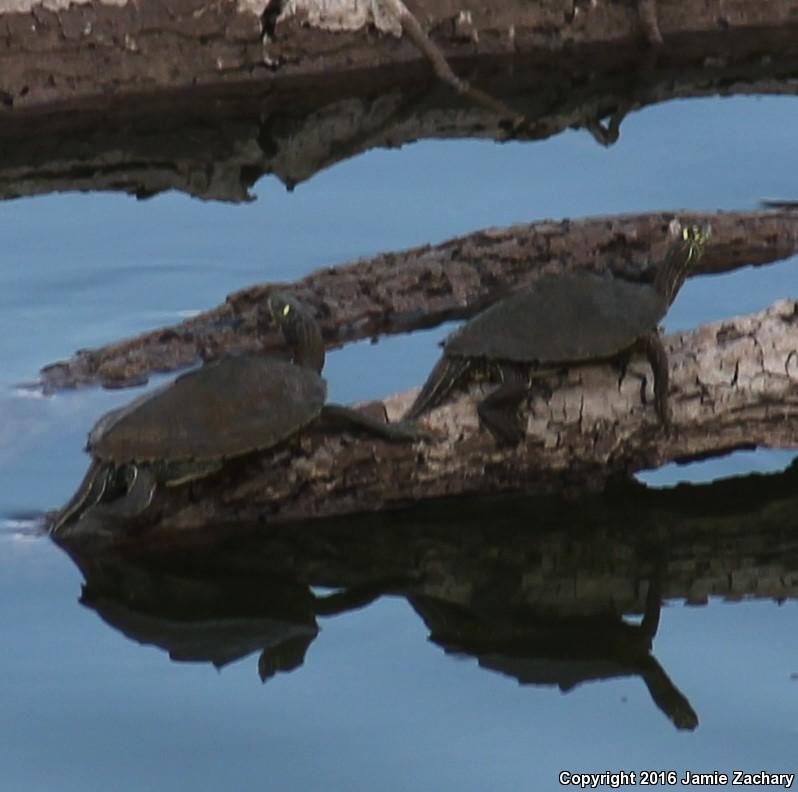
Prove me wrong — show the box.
[404,224,709,444]
[51,293,424,534]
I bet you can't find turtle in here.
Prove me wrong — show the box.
[403,223,709,444]
[52,292,424,533]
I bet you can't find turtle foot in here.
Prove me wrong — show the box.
[477,381,528,447]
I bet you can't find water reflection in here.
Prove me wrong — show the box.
[3,23,798,203]
[54,459,798,733]
[409,575,698,732]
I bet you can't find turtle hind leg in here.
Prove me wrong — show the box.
[637,331,671,428]
[404,356,470,420]
[49,459,113,534]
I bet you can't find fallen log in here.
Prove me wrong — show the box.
[52,298,798,535]
[4,0,798,112]
[37,209,798,391]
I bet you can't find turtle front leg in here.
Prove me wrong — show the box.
[637,331,671,428]
[477,383,527,446]
[640,656,700,731]
[404,356,471,420]
[477,365,530,446]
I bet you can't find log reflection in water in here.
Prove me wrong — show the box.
[54,459,798,728]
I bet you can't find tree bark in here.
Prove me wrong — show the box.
[2,2,798,200]
[4,0,798,110]
[53,297,798,534]
[37,209,798,391]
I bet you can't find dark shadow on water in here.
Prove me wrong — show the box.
[52,458,798,730]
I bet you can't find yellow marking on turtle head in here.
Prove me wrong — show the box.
[681,224,710,263]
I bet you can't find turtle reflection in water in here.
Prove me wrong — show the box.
[52,293,424,533]
[404,224,709,444]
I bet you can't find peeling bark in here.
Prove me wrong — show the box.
[37,209,798,392]
[53,298,798,534]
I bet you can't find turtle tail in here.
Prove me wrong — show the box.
[404,356,469,420]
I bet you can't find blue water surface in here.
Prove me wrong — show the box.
[1,95,797,790]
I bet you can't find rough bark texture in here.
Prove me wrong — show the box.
[53,298,798,535]
[3,0,798,110]
[37,209,798,392]
[1,2,798,200]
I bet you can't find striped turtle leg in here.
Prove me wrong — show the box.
[404,355,472,420]
[50,459,113,534]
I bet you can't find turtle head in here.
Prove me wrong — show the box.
[266,292,326,374]
[656,221,711,306]
[680,223,711,264]
[266,291,299,325]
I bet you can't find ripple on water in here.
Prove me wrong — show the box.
[0,514,48,542]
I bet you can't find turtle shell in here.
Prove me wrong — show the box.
[88,356,326,464]
[446,272,667,364]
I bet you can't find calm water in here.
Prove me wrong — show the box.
[2,96,798,790]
